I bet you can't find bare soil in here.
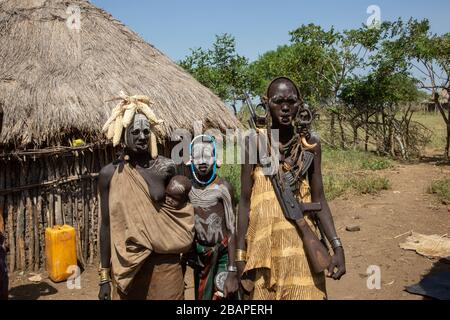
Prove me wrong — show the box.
[7,159,450,300]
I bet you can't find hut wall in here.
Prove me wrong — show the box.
[0,144,117,271]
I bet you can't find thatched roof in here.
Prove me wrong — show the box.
[0,0,239,149]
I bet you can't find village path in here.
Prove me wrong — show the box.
[7,158,450,300]
[326,158,449,300]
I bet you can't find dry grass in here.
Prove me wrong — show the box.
[218,144,392,202]
[0,0,240,149]
[428,179,450,204]
[412,112,447,152]
[322,147,391,200]
[313,111,447,156]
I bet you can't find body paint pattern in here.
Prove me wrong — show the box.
[194,213,224,243]
[189,184,235,235]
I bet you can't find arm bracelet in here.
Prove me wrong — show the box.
[98,267,111,284]
[235,249,247,262]
[227,265,238,272]
[330,237,343,250]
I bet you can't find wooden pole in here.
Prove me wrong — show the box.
[61,158,70,226]
[34,188,41,271]
[6,162,15,271]
[74,151,85,268]
[45,157,54,227]
[82,153,89,264]
[67,181,73,227]
[96,147,103,260]
[25,162,33,270]
[39,157,46,268]
[89,150,96,264]
[17,162,26,270]
[54,156,63,226]
[0,160,5,234]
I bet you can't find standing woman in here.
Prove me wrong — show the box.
[236,77,346,300]
[98,93,194,300]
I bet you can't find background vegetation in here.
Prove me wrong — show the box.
[181,18,449,202]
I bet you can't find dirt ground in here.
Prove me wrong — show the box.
[7,157,450,300]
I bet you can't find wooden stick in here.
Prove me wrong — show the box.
[0,143,102,160]
[68,181,73,227]
[31,161,38,270]
[61,159,70,226]
[45,157,54,228]
[34,189,41,271]
[25,163,33,270]
[0,161,5,234]
[54,157,62,226]
[0,172,99,196]
[17,162,26,270]
[82,154,89,264]
[89,151,95,264]
[96,148,102,259]
[88,193,94,265]
[74,153,85,268]
[394,230,412,239]
[6,161,15,271]
[37,157,45,269]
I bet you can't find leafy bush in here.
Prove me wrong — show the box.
[361,158,392,170]
[428,179,450,204]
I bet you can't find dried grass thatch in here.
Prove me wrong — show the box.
[0,0,240,149]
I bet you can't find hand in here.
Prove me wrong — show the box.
[327,247,345,280]
[236,260,246,279]
[98,282,111,300]
[223,272,239,297]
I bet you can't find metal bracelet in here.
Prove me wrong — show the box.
[99,279,112,286]
[227,265,238,273]
[330,237,343,250]
[98,267,111,283]
[235,249,247,262]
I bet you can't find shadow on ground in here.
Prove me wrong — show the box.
[418,155,450,166]
[405,258,450,300]
[8,282,58,300]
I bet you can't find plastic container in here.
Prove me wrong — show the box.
[45,225,77,282]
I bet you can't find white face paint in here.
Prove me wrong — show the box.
[124,113,151,153]
[192,142,215,175]
[192,142,215,173]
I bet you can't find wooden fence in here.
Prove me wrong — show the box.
[0,144,116,271]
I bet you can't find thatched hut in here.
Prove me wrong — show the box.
[0,0,239,271]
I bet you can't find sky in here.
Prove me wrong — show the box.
[90,0,450,63]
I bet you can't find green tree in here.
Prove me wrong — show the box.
[376,18,450,159]
[179,34,250,115]
[340,72,426,158]
[248,23,386,146]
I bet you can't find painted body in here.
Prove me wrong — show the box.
[236,78,346,299]
[188,137,239,299]
[98,112,177,300]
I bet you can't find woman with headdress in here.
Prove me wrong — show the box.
[235,77,346,300]
[97,92,195,300]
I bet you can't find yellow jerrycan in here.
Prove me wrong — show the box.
[45,225,77,282]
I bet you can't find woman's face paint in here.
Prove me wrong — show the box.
[125,113,151,153]
[191,142,215,176]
